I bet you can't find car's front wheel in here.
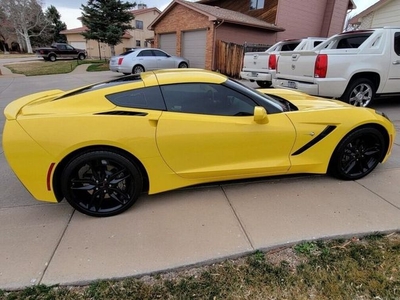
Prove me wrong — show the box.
[178,62,188,68]
[132,65,145,74]
[329,127,385,180]
[61,151,143,217]
[78,53,85,60]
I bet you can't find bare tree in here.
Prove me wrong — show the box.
[0,0,49,53]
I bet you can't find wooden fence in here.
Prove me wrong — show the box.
[214,40,270,78]
[214,40,244,79]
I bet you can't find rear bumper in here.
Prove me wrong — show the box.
[273,79,319,95]
[240,71,272,82]
[3,120,58,203]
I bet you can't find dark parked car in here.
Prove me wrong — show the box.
[35,43,87,62]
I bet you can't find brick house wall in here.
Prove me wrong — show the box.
[153,4,215,69]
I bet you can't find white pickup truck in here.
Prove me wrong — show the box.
[240,38,326,88]
[273,27,400,107]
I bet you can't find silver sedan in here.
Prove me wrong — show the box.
[109,48,189,75]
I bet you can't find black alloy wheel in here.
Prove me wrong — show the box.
[178,62,188,68]
[256,81,272,88]
[329,127,385,180]
[61,151,143,217]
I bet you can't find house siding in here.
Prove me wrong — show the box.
[371,0,400,27]
[276,0,328,40]
[215,23,276,45]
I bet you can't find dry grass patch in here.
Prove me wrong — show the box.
[1,233,399,299]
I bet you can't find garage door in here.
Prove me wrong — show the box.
[182,30,206,68]
[159,33,177,56]
[70,42,86,50]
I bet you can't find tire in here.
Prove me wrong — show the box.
[329,127,385,180]
[49,54,56,62]
[61,151,143,217]
[178,62,188,68]
[256,81,272,88]
[341,78,375,107]
[78,53,85,60]
[132,65,145,74]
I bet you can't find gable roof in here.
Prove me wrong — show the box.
[149,0,284,31]
[349,0,393,24]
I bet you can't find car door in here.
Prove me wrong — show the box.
[156,83,296,179]
[136,49,157,70]
[153,49,174,68]
[384,30,400,93]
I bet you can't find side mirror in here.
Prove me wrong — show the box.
[253,106,269,124]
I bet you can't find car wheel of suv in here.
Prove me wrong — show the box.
[133,65,145,74]
[329,127,384,180]
[78,53,85,60]
[61,150,143,217]
[341,78,375,107]
[256,81,272,88]
[49,55,56,62]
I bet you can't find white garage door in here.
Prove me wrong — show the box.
[159,33,177,56]
[182,30,206,68]
[70,42,86,50]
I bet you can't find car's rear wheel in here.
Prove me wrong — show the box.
[178,62,188,68]
[49,54,56,62]
[256,81,272,88]
[61,151,143,217]
[132,65,145,74]
[329,127,385,180]
[341,78,375,107]
[78,53,85,60]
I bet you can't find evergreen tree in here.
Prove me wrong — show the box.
[81,0,136,57]
[46,5,67,43]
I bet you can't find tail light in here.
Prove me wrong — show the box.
[268,54,277,70]
[118,57,124,65]
[314,54,328,78]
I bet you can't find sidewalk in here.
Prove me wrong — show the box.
[0,68,399,291]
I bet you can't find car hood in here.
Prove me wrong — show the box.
[289,98,353,111]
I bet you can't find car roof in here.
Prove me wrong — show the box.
[144,69,228,86]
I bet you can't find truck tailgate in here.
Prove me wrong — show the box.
[242,52,269,71]
[276,51,317,83]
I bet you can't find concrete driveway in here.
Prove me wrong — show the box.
[0,66,399,290]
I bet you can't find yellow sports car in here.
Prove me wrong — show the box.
[2,69,396,217]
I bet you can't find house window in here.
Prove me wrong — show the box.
[135,20,143,29]
[250,0,264,10]
[136,40,141,47]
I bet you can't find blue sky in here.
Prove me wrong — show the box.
[43,0,380,29]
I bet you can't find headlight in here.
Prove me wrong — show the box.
[375,110,391,121]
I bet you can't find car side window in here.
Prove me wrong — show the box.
[161,83,257,116]
[152,50,169,57]
[106,86,166,110]
[395,32,400,56]
[137,50,153,57]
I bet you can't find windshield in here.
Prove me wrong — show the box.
[225,79,287,113]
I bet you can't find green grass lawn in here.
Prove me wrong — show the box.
[4,59,109,76]
[1,233,399,299]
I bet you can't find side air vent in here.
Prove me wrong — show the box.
[95,111,148,116]
[292,125,337,156]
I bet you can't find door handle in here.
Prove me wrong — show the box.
[393,60,400,65]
